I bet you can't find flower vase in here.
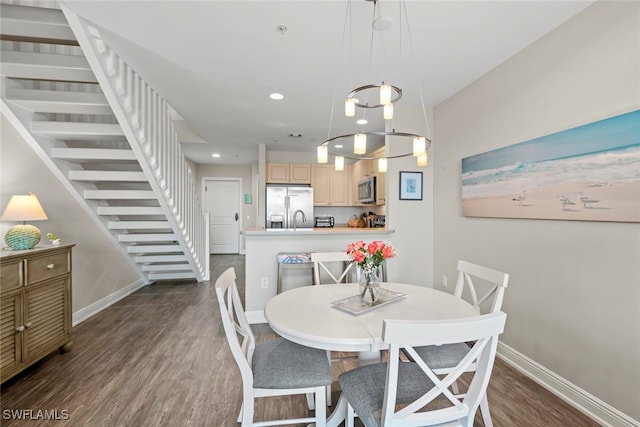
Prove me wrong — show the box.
[359,269,381,304]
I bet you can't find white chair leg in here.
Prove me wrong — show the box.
[326,350,333,406]
[241,399,253,427]
[306,392,316,410]
[314,386,327,427]
[479,393,493,427]
[346,402,356,427]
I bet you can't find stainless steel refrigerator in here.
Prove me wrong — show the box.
[266,185,314,229]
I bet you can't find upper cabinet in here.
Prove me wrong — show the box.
[311,164,351,206]
[267,163,311,184]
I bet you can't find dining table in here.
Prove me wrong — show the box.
[264,282,479,427]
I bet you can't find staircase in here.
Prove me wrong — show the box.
[0,2,209,283]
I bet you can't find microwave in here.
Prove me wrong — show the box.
[358,176,376,204]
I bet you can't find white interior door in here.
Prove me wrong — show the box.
[204,178,241,254]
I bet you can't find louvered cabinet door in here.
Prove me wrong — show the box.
[0,244,74,383]
[24,278,71,363]
[0,294,23,382]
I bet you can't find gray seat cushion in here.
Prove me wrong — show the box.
[252,338,332,389]
[413,343,471,370]
[338,362,435,427]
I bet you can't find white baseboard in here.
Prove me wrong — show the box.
[246,310,266,324]
[497,342,638,427]
[72,279,148,326]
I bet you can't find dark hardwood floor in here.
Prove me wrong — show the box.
[0,255,600,426]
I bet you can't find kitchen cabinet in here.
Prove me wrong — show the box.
[267,163,311,184]
[0,244,73,383]
[311,164,350,206]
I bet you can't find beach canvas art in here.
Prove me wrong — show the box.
[461,109,640,223]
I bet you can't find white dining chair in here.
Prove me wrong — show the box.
[311,251,354,285]
[411,260,510,427]
[339,311,507,427]
[214,267,332,426]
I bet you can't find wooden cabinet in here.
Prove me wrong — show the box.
[266,163,311,184]
[311,164,350,206]
[0,244,73,383]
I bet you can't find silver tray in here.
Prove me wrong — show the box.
[331,288,406,315]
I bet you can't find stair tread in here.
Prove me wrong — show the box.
[52,148,136,161]
[1,50,97,82]
[69,170,146,181]
[0,4,76,45]
[5,88,110,114]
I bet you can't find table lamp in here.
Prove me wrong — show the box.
[1,193,48,250]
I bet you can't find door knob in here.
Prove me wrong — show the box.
[234,213,239,221]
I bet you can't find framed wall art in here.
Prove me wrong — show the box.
[461,109,640,223]
[399,171,423,200]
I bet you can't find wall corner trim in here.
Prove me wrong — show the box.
[72,279,148,326]
[497,342,638,427]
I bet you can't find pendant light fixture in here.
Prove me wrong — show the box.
[317,0,431,171]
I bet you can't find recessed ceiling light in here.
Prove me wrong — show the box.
[270,93,284,100]
[211,153,221,158]
[356,119,368,125]
[335,144,343,148]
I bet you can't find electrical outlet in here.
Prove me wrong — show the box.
[441,274,448,288]
[261,277,268,289]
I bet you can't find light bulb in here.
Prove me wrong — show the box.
[345,98,355,117]
[317,145,328,163]
[380,84,391,105]
[413,136,426,157]
[354,134,367,155]
[417,152,428,167]
[335,156,344,171]
[383,103,393,120]
[378,157,387,173]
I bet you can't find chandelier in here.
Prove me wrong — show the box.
[317,0,431,172]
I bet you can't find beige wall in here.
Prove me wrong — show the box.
[386,106,435,286]
[1,114,141,315]
[433,1,639,420]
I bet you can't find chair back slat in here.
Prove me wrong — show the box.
[214,267,256,384]
[311,251,353,285]
[380,312,506,427]
[454,260,509,314]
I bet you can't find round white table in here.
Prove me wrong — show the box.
[265,282,478,353]
[264,282,479,427]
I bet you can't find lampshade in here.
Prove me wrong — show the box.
[383,103,393,120]
[413,137,426,157]
[317,145,328,163]
[354,134,367,155]
[335,156,344,171]
[345,98,356,117]
[1,193,48,250]
[1,194,48,221]
[377,157,387,173]
[417,151,428,167]
[380,84,392,105]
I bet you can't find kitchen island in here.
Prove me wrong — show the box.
[242,227,395,323]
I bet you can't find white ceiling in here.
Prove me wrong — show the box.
[64,0,594,165]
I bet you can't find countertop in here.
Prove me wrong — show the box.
[242,227,394,236]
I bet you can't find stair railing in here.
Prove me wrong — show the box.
[61,4,208,281]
